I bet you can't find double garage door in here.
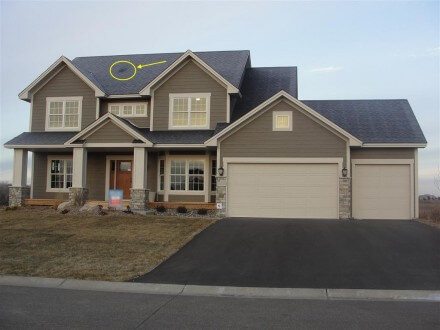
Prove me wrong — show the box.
[227,163,339,219]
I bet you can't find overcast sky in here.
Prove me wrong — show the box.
[1,1,439,194]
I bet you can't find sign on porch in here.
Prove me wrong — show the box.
[108,189,124,209]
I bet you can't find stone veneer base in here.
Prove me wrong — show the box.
[130,188,149,212]
[8,186,30,207]
[339,177,352,219]
[69,188,89,207]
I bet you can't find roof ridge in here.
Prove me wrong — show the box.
[250,66,297,69]
[72,50,250,61]
[301,99,408,102]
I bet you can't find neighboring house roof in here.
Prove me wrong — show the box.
[302,99,427,144]
[232,67,298,121]
[72,50,250,95]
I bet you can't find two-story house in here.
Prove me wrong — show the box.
[5,50,426,220]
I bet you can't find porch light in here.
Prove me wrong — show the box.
[218,167,224,176]
[342,167,348,177]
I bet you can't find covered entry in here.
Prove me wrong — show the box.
[226,159,340,219]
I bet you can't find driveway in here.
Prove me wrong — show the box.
[133,218,440,290]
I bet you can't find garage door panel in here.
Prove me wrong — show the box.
[227,163,338,219]
[353,164,412,220]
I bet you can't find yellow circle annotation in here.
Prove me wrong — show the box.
[109,60,137,81]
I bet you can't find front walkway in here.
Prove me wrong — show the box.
[133,218,440,290]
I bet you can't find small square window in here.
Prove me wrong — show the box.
[273,111,292,131]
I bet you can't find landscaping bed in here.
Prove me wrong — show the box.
[0,206,215,281]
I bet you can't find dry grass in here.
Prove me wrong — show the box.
[0,206,215,281]
[419,200,440,228]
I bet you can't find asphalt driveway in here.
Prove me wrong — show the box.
[133,218,440,290]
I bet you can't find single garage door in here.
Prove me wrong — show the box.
[353,164,412,220]
[227,163,339,219]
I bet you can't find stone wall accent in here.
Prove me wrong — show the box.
[215,176,227,216]
[130,188,149,213]
[339,177,352,219]
[69,187,89,207]
[8,186,30,207]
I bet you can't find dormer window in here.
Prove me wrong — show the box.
[169,93,210,129]
[45,97,82,131]
[108,103,147,117]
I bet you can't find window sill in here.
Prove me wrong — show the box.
[46,188,70,193]
[45,127,81,132]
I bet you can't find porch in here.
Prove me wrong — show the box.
[11,146,218,212]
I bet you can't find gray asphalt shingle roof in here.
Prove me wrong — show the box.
[5,132,76,146]
[232,67,298,121]
[72,50,250,95]
[302,99,427,144]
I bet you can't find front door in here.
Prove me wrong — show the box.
[109,160,132,199]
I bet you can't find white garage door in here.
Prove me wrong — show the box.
[353,164,412,220]
[227,163,339,219]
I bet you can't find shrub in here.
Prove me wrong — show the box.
[176,206,188,214]
[60,209,69,214]
[197,208,208,216]
[156,205,167,213]
[0,181,10,206]
[5,206,17,211]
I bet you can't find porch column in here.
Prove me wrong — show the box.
[9,149,30,206]
[131,147,149,213]
[69,147,88,206]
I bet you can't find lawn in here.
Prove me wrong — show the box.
[0,206,215,281]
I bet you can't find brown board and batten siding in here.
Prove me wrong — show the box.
[31,67,96,132]
[100,99,150,128]
[351,148,415,159]
[152,59,227,130]
[220,100,347,166]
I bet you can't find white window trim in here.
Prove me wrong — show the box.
[107,102,148,118]
[159,155,207,195]
[168,93,211,130]
[273,111,292,131]
[45,96,83,131]
[157,157,165,193]
[46,155,73,193]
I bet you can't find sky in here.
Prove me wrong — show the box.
[0,1,439,195]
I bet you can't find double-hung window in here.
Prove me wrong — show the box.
[167,159,205,192]
[47,157,73,192]
[169,93,210,129]
[108,103,147,117]
[46,97,82,131]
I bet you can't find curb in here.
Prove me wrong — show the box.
[1,275,439,302]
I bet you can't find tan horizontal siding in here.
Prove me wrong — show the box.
[87,153,106,200]
[153,60,227,130]
[147,152,158,192]
[220,100,347,165]
[85,122,134,143]
[168,195,205,203]
[100,99,150,127]
[31,67,96,132]
[351,148,415,159]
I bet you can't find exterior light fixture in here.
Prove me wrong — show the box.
[342,167,348,177]
[218,167,224,176]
